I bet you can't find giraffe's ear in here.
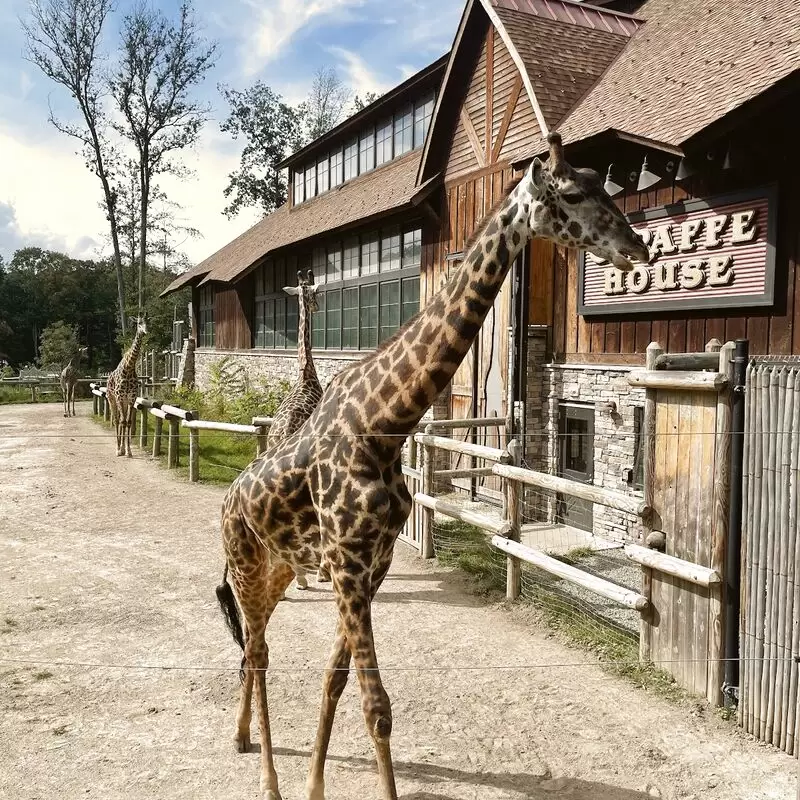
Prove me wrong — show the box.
[529,157,544,189]
[283,285,301,296]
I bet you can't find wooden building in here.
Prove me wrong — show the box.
[164,0,800,539]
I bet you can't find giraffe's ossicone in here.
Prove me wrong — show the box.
[214,133,650,800]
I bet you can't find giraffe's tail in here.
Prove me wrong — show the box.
[215,563,246,682]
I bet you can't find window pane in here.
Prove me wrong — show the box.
[330,148,343,187]
[254,300,264,347]
[380,227,401,272]
[312,246,326,285]
[263,299,275,349]
[342,287,359,349]
[275,298,286,348]
[376,119,393,165]
[317,155,329,194]
[402,228,422,268]
[359,127,375,173]
[401,277,420,323]
[414,93,435,149]
[311,292,325,349]
[326,245,342,283]
[263,262,275,294]
[343,236,360,279]
[304,163,316,199]
[326,289,341,349]
[255,266,264,298]
[294,169,304,204]
[286,293,298,348]
[361,233,379,275]
[379,280,400,341]
[360,284,378,349]
[394,105,413,156]
[344,138,358,182]
[274,258,285,292]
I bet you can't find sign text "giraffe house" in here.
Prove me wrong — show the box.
[578,187,777,315]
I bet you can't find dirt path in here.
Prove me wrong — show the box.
[0,402,794,800]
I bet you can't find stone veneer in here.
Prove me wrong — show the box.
[524,328,646,544]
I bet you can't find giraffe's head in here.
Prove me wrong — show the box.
[523,133,650,270]
[136,316,148,335]
[284,270,321,314]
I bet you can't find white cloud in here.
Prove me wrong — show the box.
[240,0,366,76]
[327,46,391,97]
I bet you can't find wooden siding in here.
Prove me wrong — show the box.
[215,283,252,350]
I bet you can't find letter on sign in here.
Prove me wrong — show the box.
[653,262,678,291]
[705,214,728,248]
[731,210,757,244]
[604,268,626,296]
[680,260,705,290]
[679,218,704,253]
[707,255,734,286]
[629,265,650,294]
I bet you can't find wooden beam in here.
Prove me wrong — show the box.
[414,493,512,536]
[491,75,523,163]
[485,27,494,163]
[491,536,650,612]
[627,370,729,391]
[654,352,722,371]
[414,432,509,463]
[624,543,721,587]
[183,419,259,435]
[460,107,486,169]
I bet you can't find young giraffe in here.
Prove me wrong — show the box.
[60,345,88,417]
[106,316,147,457]
[215,133,650,800]
[264,270,325,594]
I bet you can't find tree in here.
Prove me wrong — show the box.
[219,82,303,219]
[298,67,352,143]
[351,92,380,114]
[110,0,216,315]
[39,320,79,368]
[22,0,130,335]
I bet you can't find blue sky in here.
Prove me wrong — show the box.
[0,0,462,265]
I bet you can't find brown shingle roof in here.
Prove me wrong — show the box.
[162,151,427,294]
[512,0,800,160]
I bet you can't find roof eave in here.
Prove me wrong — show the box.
[160,270,211,298]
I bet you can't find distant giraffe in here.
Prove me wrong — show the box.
[60,346,87,417]
[214,133,651,800]
[106,317,147,457]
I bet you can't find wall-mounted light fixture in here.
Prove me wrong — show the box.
[603,164,624,197]
[675,158,694,181]
[636,156,661,191]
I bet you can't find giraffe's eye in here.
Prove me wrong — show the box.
[562,192,583,204]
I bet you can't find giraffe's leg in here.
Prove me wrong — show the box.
[316,556,331,583]
[123,402,134,457]
[295,571,308,590]
[306,557,394,800]
[107,395,123,455]
[232,559,294,798]
[70,384,76,416]
[235,626,255,752]
[62,382,68,417]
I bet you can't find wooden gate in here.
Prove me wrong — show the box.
[740,357,800,754]
[632,341,733,705]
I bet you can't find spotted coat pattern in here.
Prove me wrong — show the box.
[106,318,147,457]
[60,346,87,417]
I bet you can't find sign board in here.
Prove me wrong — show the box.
[578,186,777,315]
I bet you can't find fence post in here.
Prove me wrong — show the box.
[152,415,163,458]
[640,341,663,663]
[255,425,268,457]
[505,438,522,601]
[167,415,180,468]
[103,394,110,421]
[189,427,200,482]
[421,423,435,559]
[92,392,99,416]
[139,406,149,449]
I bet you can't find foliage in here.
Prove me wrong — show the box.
[38,321,79,368]
[109,0,216,312]
[351,91,380,113]
[298,67,352,143]
[219,82,304,219]
[22,0,129,333]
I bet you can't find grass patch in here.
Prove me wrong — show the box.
[33,670,54,681]
[433,520,506,596]
[0,385,63,405]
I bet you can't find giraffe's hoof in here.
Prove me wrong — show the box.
[295,575,308,590]
[306,782,325,800]
[262,788,282,800]
[235,732,251,753]
[316,571,331,583]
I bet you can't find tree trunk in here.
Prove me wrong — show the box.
[138,154,149,317]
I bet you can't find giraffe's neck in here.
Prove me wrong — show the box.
[68,349,82,369]
[297,292,318,384]
[123,329,145,373]
[364,177,539,446]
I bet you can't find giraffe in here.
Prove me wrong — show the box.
[106,316,147,457]
[60,345,88,417]
[214,133,650,800]
[263,269,325,594]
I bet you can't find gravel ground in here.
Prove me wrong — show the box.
[0,402,796,800]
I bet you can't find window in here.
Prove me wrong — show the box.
[293,169,304,205]
[414,93,435,148]
[376,119,393,166]
[285,293,298,348]
[380,227,401,272]
[633,406,644,491]
[342,287,359,349]
[326,290,341,349]
[344,138,358,182]
[379,281,400,341]
[316,155,329,195]
[274,297,286,349]
[359,127,375,173]
[402,228,422,269]
[343,236,360,279]
[311,292,325,349]
[304,163,316,201]
[394,105,414,156]
[359,284,378,349]
[361,233,379,275]
[401,277,420,323]
[326,245,342,283]
[330,148,343,188]
[312,247,326,285]
[198,285,214,348]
